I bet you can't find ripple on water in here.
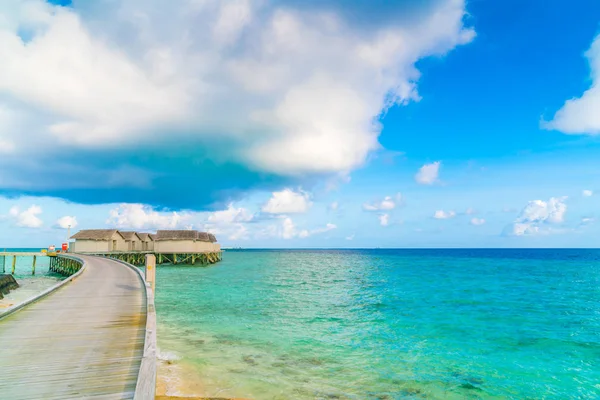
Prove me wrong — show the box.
[154,249,600,399]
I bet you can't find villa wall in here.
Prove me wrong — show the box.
[71,233,127,253]
[118,239,142,252]
[71,240,111,253]
[154,240,198,253]
[154,240,219,253]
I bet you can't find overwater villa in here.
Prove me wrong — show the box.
[70,229,220,254]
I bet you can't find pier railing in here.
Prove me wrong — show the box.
[85,251,222,266]
[1,252,46,275]
[0,254,86,320]
[49,254,83,276]
[107,257,157,400]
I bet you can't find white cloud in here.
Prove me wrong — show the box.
[433,210,456,219]
[55,215,78,229]
[0,0,474,196]
[311,223,337,235]
[282,217,297,239]
[228,224,250,241]
[262,189,312,214]
[363,193,402,211]
[379,214,390,226]
[277,217,336,239]
[208,203,254,223]
[504,197,568,236]
[0,139,15,154]
[470,217,485,226]
[415,161,441,185]
[580,217,594,226]
[255,224,279,240]
[106,203,186,229]
[346,234,355,241]
[545,35,600,134]
[203,203,254,241]
[582,189,593,197]
[465,207,476,215]
[9,205,43,228]
[519,197,567,224]
[0,105,18,153]
[329,201,339,211]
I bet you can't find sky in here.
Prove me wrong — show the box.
[1,0,600,248]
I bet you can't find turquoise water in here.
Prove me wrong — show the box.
[0,248,55,278]
[0,248,62,307]
[155,249,600,399]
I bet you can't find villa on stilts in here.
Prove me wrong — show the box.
[69,229,222,266]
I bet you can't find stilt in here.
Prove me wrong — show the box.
[32,255,37,275]
[12,256,16,275]
[173,253,177,265]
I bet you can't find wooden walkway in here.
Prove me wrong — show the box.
[0,255,147,399]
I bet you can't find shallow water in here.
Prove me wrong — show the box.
[0,249,64,309]
[155,249,600,399]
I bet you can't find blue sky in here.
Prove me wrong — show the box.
[1,0,600,248]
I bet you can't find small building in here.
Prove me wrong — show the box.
[119,231,142,252]
[154,230,219,253]
[208,233,220,252]
[70,230,126,253]
[137,233,155,251]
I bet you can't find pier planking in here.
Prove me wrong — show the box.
[0,255,148,399]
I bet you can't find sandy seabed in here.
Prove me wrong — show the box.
[156,354,250,400]
[0,276,61,309]
[156,355,206,397]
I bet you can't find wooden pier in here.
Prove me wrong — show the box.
[86,251,223,266]
[49,255,83,276]
[0,254,155,399]
[0,252,47,275]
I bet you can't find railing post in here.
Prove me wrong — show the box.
[12,256,16,275]
[32,255,37,275]
[145,254,156,292]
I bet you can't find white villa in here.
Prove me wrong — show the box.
[70,229,219,253]
[153,230,220,253]
[69,230,127,253]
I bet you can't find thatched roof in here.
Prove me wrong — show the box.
[119,231,141,241]
[197,232,210,242]
[155,230,199,241]
[137,233,154,242]
[149,233,157,241]
[71,229,122,241]
[154,230,218,242]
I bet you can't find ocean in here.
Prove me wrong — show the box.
[155,249,600,399]
[0,248,63,308]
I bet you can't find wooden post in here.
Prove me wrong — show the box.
[12,256,16,275]
[32,255,37,275]
[173,253,177,265]
[145,254,156,292]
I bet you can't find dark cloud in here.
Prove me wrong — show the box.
[0,141,291,211]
